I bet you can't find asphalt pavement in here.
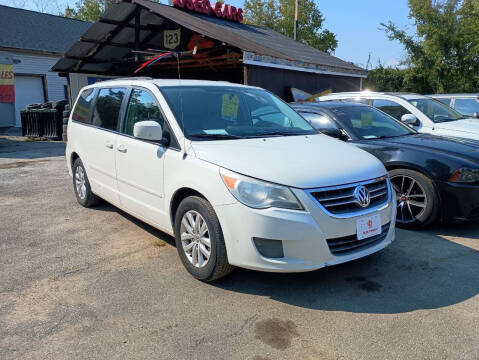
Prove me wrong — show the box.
[1,136,478,360]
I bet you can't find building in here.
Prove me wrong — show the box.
[52,0,367,102]
[0,5,90,128]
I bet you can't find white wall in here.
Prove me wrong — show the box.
[10,51,67,101]
[0,50,67,127]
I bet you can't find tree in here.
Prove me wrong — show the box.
[63,0,106,22]
[381,0,479,93]
[364,65,433,94]
[243,0,337,53]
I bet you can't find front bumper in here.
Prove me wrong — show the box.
[437,181,479,222]
[214,188,396,273]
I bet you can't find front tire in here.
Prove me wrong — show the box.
[174,196,234,281]
[72,158,101,207]
[389,168,439,228]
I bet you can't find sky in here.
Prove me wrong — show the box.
[0,0,414,69]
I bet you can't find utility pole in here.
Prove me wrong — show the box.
[293,0,299,41]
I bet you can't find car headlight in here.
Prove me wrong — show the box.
[220,168,303,210]
[449,168,479,183]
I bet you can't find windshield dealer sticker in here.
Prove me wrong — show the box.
[361,112,373,127]
[221,94,239,120]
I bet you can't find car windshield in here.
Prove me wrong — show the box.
[328,105,415,140]
[408,98,464,122]
[159,86,316,140]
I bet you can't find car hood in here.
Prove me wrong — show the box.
[381,134,479,163]
[434,118,479,135]
[191,134,386,188]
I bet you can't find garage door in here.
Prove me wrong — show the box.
[14,75,45,127]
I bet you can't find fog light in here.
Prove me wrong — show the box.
[253,237,284,258]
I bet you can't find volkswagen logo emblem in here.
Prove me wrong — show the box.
[353,185,370,208]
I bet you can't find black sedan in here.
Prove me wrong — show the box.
[292,101,479,228]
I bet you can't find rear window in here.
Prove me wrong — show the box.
[72,88,96,123]
[91,88,126,131]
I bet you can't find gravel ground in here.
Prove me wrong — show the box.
[1,136,478,360]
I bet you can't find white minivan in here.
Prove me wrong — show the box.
[66,79,396,281]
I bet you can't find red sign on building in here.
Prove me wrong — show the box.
[173,0,243,23]
[0,64,14,103]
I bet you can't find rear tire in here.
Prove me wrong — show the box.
[72,158,101,207]
[389,168,439,228]
[174,196,234,281]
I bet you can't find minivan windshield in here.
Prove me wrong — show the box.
[407,98,464,123]
[329,105,415,140]
[159,86,316,140]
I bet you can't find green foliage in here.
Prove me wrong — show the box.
[379,0,479,93]
[364,66,433,94]
[63,0,105,22]
[243,0,337,53]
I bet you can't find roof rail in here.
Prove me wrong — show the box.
[107,77,154,81]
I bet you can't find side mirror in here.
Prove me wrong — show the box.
[133,120,167,144]
[321,128,348,141]
[401,114,419,126]
[472,112,479,119]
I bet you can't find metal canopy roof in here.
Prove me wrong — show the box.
[52,0,365,76]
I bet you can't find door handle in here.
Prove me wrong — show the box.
[118,145,127,153]
[105,141,114,149]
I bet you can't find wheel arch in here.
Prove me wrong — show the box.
[70,152,80,171]
[170,187,207,229]
[385,162,444,221]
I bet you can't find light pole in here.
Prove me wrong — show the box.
[293,0,299,41]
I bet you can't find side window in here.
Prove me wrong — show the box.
[373,99,410,120]
[436,97,452,106]
[454,98,479,116]
[300,112,338,131]
[72,88,96,124]
[91,87,126,131]
[124,89,165,136]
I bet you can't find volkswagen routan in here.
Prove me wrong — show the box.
[66,79,396,281]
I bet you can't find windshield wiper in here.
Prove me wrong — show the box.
[247,131,309,138]
[188,133,243,140]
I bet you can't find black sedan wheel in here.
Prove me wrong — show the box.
[389,169,439,228]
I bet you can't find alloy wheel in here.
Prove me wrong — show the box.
[75,166,87,200]
[180,210,211,268]
[390,175,427,224]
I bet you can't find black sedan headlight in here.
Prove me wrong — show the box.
[450,168,479,184]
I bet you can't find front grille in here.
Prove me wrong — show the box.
[327,223,390,256]
[308,177,390,217]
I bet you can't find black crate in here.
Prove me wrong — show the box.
[21,109,63,140]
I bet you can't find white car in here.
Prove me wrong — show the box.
[66,79,396,281]
[319,92,479,141]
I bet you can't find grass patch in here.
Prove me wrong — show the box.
[154,239,167,247]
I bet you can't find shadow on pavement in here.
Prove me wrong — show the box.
[428,221,479,240]
[212,229,479,314]
[0,136,65,159]
[82,182,479,315]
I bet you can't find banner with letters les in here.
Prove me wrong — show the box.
[0,64,14,103]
